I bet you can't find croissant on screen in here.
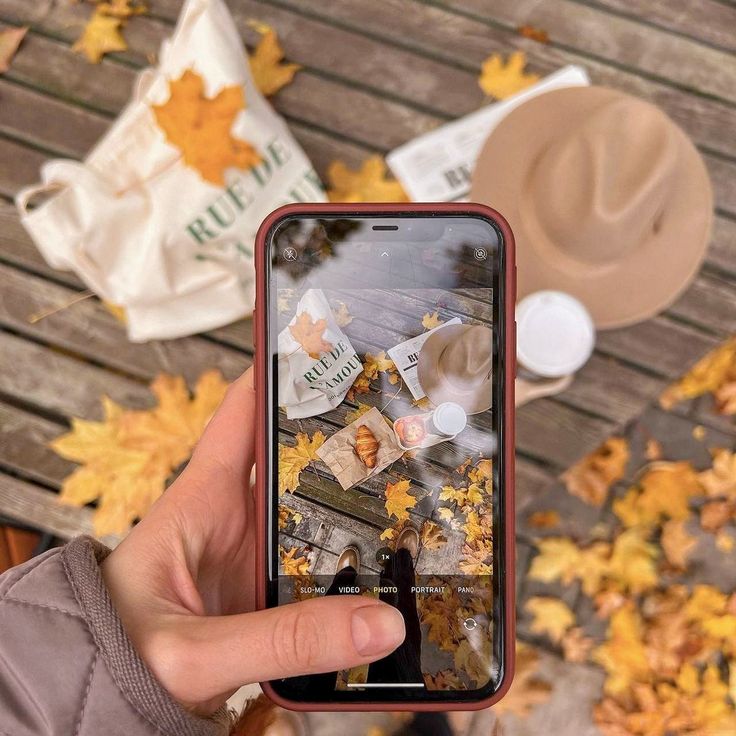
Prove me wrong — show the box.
[354,424,379,468]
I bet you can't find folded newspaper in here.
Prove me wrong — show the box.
[387,317,461,400]
[387,65,590,202]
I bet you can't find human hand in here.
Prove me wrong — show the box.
[102,368,405,715]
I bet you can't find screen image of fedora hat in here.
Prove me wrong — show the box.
[416,324,492,415]
[471,86,713,329]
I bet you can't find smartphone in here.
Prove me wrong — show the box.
[255,203,515,710]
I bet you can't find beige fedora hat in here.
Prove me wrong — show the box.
[471,86,713,329]
[417,324,492,414]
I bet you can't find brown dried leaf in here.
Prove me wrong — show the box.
[562,437,629,506]
[525,596,575,643]
[517,24,549,43]
[492,643,552,717]
[0,26,27,73]
[527,510,560,529]
[561,627,595,663]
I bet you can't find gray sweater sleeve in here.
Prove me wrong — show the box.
[0,536,231,736]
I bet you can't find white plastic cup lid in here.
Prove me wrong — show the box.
[516,291,595,378]
[432,402,468,435]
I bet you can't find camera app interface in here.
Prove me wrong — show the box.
[268,216,503,701]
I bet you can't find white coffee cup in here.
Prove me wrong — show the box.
[430,402,468,437]
[515,291,595,406]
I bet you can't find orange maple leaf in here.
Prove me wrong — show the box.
[289,311,333,359]
[152,69,261,186]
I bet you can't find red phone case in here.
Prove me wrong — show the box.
[254,202,516,711]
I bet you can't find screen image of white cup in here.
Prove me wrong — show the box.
[429,401,468,437]
[515,291,595,406]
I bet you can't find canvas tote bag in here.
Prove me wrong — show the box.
[16,0,325,342]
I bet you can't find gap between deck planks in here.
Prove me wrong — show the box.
[2,0,736,162]
[0,0,734,539]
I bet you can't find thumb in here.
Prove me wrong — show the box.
[162,595,405,700]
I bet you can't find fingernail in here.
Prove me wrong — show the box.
[351,604,405,656]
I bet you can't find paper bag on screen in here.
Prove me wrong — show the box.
[316,407,404,490]
[15,0,325,342]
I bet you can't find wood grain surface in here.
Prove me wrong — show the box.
[0,0,733,563]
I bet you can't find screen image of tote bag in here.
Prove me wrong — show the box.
[16,0,325,342]
[278,289,363,419]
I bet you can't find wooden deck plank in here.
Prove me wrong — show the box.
[261,0,736,159]
[0,330,156,419]
[668,271,736,336]
[0,262,248,384]
[3,0,736,165]
[4,16,736,226]
[0,401,73,490]
[595,316,721,380]
[428,0,736,102]
[0,471,120,547]
[0,79,108,158]
[574,0,736,53]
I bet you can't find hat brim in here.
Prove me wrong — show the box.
[416,324,492,415]
[470,86,713,329]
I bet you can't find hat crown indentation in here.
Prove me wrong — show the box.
[530,97,680,265]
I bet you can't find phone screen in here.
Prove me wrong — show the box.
[265,213,507,703]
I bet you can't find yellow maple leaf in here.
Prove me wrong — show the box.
[98,0,147,18]
[660,338,736,410]
[363,351,396,379]
[73,8,127,63]
[346,372,371,402]
[279,545,311,575]
[562,437,629,507]
[607,527,658,595]
[345,402,373,425]
[531,528,657,597]
[593,604,651,697]
[152,69,261,186]
[384,478,416,520]
[52,370,228,536]
[278,431,325,496]
[421,311,444,330]
[525,596,576,643]
[468,458,493,486]
[326,156,409,203]
[661,519,697,569]
[614,461,703,528]
[478,50,539,99]
[247,22,301,97]
[0,26,27,73]
[437,507,455,522]
[462,509,484,543]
